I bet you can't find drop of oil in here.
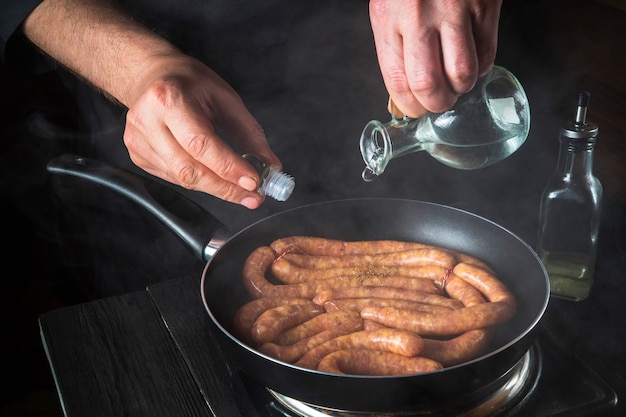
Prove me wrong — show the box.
[361,166,379,182]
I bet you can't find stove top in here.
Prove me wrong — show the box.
[239,327,619,417]
[268,346,536,416]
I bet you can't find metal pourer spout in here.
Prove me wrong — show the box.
[575,91,590,127]
[561,91,598,140]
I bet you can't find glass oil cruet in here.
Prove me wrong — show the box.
[359,66,531,181]
[537,91,602,301]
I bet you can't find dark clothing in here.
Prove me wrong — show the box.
[0,0,556,298]
[0,0,387,296]
[0,0,53,72]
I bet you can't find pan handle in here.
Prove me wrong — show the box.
[47,154,230,262]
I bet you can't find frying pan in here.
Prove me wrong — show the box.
[47,154,549,413]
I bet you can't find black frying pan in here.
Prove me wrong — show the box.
[47,154,549,413]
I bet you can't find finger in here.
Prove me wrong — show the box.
[130,130,265,210]
[401,25,457,115]
[164,102,266,195]
[125,103,264,208]
[470,0,502,76]
[369,1,427,118]
[439,12,479,95]
[373,32,430,118]
[378,45,428,118]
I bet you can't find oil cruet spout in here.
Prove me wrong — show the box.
[359,66,531,180]
[359,115,425,182]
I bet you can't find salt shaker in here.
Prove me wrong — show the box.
[242,153,295,201]
[537,91,602,301]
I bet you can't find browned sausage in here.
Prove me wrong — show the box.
[251,303,324,345]
[314,286,464,310]
[316,349,443,375]
[259,317,364,363]
[420,329,493,367]
[360,302,516,336]
[295,328,424,370]
[273,310,361,345]
[323,298,453,315]
[232,297,312,342]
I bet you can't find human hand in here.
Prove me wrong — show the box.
[369,0,503,118]
[23,0,279,210]
[123,54,281,209]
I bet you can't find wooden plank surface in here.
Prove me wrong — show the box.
[146,276,262,417]
[39,288,214,417]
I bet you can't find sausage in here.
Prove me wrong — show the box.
[242,246,278,298]
[262,276,364,299]
[254,275,439,300]
[421,329,493,367]
[314,286,464,310]
[269,271,443,295]
[270,259,370,284]
[242,247,366,298]
[251,303,324,345]
[271,259,451,287]
[360,302,516,336]
[259,317,364,363]
[232,297,312,342]
[363,319,388,331]
[295,328,424,370]
[323,298,453,315]
[280,249,456,270]
[273,310,361,345]
[453,263,516,308]
[360,276,440,293]
[271,236,493,271]
[270,236,431,257]
[316,349,443,376]
[441,273,487,307]
[446,250,495,274]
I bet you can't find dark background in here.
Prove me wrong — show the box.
[1,0,625,415]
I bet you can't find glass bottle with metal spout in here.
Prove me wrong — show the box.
[359,66,531,181]
[537,91,602,301]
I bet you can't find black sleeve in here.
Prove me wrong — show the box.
[0,0,56,73]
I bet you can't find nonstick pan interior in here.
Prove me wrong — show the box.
[201,198,549,412]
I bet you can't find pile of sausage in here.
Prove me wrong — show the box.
[233,236,517,376]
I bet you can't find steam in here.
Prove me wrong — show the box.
[36,0,589,297]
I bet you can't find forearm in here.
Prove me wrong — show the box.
[22,0,181,107]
